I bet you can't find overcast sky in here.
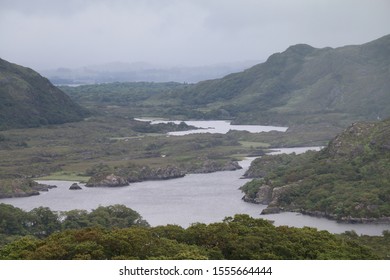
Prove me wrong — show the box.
[1,0,389,70]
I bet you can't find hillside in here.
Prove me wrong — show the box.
[60,34,390,127]
[0,58,89,130]
[175,34,390,125]
[72,34,389,127]
[241,118,390,221]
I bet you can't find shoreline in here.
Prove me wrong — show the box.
[258,205,390,225]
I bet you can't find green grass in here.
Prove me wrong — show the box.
[239,141,271,148]
[36,171,90,182]
[0,94,340,197]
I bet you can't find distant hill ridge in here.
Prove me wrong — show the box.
[58,34,390,127]
[141,34,390,126]
[0,58,89,130]
[40,60,259,84]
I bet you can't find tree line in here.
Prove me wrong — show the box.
[1,204,388,260]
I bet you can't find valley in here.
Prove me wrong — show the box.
[1,34,390,260]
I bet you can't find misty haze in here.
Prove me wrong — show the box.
[0,0,390,266]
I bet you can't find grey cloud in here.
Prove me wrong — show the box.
[0,0,389,70]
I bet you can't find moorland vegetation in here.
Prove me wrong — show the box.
[1,34,390,261]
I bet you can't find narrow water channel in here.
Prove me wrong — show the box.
[2,151,389,235]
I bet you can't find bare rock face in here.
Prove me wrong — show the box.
[86,174,129,188]
[127,165,186,182]
[253,185,272,204]
[260,184,294,215]
[269,185,291,206]
[191,160,242,173]
[242,182,293,208]
[261,207,281,214]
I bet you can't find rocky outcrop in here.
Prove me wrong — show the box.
[35,184,57,192]
[268,185,292,205]
[241,181,294,215]
[190,160,242,173]
[86,166,186,187]
[0,191,40,199]
[244,184,293,204]
[86,160,242,187]
[258,185,294,215]
[127,166,186,182]
[222,161,242,171]
[86,174,129,188]
[69,183,82,190]
[324,122,377,158]
[261,207,282,214]
[242,184,273,204]
[256,185,273,204]
[0,180,57,199]
[85,159,242,188]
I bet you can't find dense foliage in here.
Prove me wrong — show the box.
[0,205,381,260]
[0,204,148,242]
[340,230,390,260]
[241,119,390,220]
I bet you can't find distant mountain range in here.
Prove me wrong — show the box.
[60,34,390,128]
[144,34,390,126]
[0,58,89,130]
[3,34,390,130]
[39,60,260,85]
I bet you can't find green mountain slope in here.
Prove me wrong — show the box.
[138,34,390,126]
[0,58,89,130]
[241,118,390,221]
[60,34,390,127]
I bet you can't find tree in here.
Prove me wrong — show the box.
[27,207,61,238]
[61,209,91,230]
[88,204,149,228]
[0,204,29,235]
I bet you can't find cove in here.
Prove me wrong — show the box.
[2,147,389,236]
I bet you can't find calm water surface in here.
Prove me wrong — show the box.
[2,148,389,235]
[135,118,288,135]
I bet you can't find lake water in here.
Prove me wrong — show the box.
[2,147,389,236]
[134,118,288,135]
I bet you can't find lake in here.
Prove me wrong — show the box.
[2,147,389,236]
[134,118,288,135]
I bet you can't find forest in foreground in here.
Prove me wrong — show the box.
[0,204,389,260]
